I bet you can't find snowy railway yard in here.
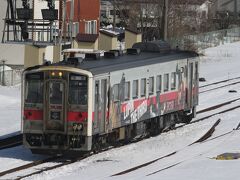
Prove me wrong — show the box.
[1,42,240,180]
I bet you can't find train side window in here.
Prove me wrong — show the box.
[164,74,169,92]
[132,80,139,99]
[141,78,146,97]
[69,74,88,105]
[156,75,162,92]
[171,72,176,90]
[113,84,120,101]
[95,81,99,103]
[124,82,130,100]
[149,77,154,95]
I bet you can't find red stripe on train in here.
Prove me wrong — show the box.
[159,91,178,102]
[24,110,43,121]
[67,111,88,122]
[121,91,179,112]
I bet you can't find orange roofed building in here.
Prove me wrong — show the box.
[61,0,100,48]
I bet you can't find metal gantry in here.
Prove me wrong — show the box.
[1,0,63,45]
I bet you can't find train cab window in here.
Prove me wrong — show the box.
[141,78,146,97]
[124,82,130,100]
[113,84,120,101]
[25,72,43,104]
[164,74,169,92]
[149,77,154,95]
[50,82,64,104]
[69,74,88,105]
[171,72,176,90]
[132,80,139,99]
[156,75,162,92]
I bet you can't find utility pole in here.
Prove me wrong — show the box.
[234,0,237,20]
[164,0,168,41]
[113,0,116,30]
[161,0,168,41]
[70,0,75,43]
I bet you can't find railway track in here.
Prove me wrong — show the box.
[1,98,240,179]
[199,80,240,94]
[113,117,240,177]
[0,134,22,150]
[111,119,221,177]
[199,76,240,88]
[145,121,240,177]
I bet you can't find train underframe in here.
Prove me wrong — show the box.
[25,106,196,155]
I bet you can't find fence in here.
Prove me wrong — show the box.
[169,27,240,52]
[0,69,22,86]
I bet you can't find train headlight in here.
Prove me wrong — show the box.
[59,72,63,77]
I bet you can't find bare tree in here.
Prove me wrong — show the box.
[116,0,165,41]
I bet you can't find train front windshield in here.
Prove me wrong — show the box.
[25,72,43,104]
[49,82,64,105]
[69,74,88,105]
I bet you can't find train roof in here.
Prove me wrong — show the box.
[27,50,199,75]
[71,50,198,75]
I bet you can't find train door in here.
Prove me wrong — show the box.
[44,80,66,133]
[187,59,194,108]
[100,79,107,132]
[194,62,199,105]
[94,79,108,134]
[177,61,186,109]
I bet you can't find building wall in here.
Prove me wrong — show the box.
[66,0,100,34]
[0,0,59,66]
[125,31,142,49]
[24,45,46,68]
[0,44,25,65]
[99,33,117,51]
[74,39,99,50]
[53,45,62,63]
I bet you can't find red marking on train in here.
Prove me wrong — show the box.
[24,110,43,121]
[159,91,178,102]
[67,111,88,122]
[121,91,179,113]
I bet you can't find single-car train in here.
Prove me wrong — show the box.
[22,41,199,154]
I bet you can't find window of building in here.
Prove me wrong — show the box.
[156,75,162,92]
[171,72,176,90]
[164,74,169,92]
[85,20,97,34]
[72,22,79,37]
[149,77,154,95]
[66,22,79,37]
[113,84,119,101]
[132,80,138,99]
[124,82,130,100]
[141,78,146,97]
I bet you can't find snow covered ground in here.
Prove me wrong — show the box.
[0,42,240,180]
